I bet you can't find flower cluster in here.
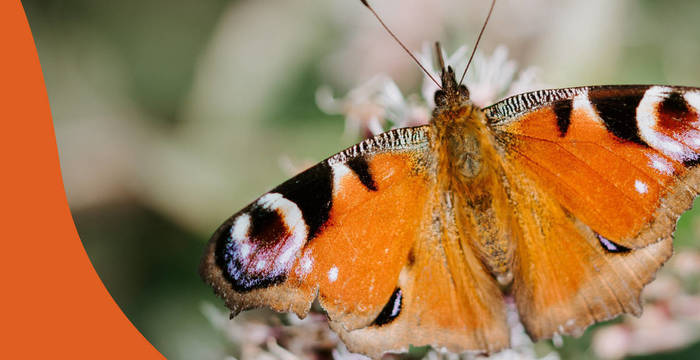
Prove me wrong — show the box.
[318,44,546,140]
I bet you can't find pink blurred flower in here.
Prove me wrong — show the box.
[592,248,700,359]
[319,44,546,140]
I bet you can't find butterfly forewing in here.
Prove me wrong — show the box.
[485,85,699,339]
[486,85,700,248]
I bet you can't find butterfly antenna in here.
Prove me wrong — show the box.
[360,0,442,89]
[459,0,496,85]
[435,42,446,72]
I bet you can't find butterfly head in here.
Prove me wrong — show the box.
[434,65,471,109]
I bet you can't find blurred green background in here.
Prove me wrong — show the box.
[23,0,700,359]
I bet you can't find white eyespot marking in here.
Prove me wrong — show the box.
[330,162,351,193]
[228,192,308,280]
[634,180,648,194]
[685,130,700,148]
[573,92,599,122]
[232,213,251,241]
[239,243,251,258]
[257,193,282,210]
[647,153,674,175]
[328,266,339,283]
[256,193,308,271]
[638,86,695,162]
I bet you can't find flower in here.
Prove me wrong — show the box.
[418,44,547,109]
[316,74,429,139]
[319,44,546,140]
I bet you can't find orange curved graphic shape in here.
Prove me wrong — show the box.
[1,1,164,358]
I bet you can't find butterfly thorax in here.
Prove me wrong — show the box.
[430,66,489,181]
[429,67,516,286]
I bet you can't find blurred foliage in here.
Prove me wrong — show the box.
[23,0,699,359]
[24,0,232,123]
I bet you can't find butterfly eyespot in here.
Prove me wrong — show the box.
[595,233,631,254]
[658,91,693,125]
[372,287,403,326]
[215,193,308,292]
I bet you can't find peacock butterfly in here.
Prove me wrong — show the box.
[200,1,699,358]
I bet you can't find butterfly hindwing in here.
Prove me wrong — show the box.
[504,165,673,340]
[486,85,699,339]
[334,212,510,357]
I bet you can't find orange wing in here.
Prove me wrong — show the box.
[485,85,699,340]
[487,85,699,248]
[200,126,509,358]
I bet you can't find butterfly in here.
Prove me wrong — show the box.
[199,2,700,358]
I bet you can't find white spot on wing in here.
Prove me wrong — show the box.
[231,214,251,240]
[257,192,283,209]
[635,180,648,194]
[638,86,694,161]
[330,162,351,193]
[298,250,314,278]
[328,266,338,283]
[388,290,402,317]
[598,235,618,252]
[573,91,598,122]
[239,243,251,258]
[647,153,674,175]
